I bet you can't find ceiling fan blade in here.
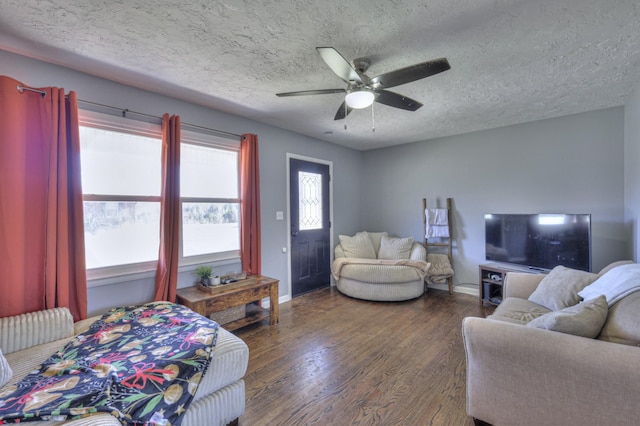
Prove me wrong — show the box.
[374,89,423,111]
[276,88,346,97]
[370,58,450,89]
[316,47,363,84]
[334,101,354,120]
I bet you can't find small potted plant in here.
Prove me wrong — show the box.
[211,274,221,285]
[195,266,213,286]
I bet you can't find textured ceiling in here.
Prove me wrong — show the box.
[1,0,639,150]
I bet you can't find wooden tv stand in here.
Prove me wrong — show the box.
[479,263,546,305]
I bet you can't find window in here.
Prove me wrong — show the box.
[180,130,240,262]
[79,112,162,277]
[79,111,241,279]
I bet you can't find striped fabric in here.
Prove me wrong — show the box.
[337,276,425,301]
[0,348,12,388]
[339,263,425,283]
[1,310,248,426]
[0,308,74,355]
[0,308,249,426]
[193,328,249,400]
[58,414,121,426]
[182,380,245,426]
[378,236,415,260]
[5,338,76,388]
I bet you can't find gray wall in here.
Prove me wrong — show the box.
[625,84,640,261]
[1,49,363,315]
[361,108,627,286]
[2,48,636,312]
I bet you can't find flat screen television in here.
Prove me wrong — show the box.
[485,213,592,272]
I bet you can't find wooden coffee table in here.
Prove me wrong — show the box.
[176,275,279,331]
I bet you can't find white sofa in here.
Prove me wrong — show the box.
[463,261,640,426]
[0,305,248,426]
[332,231,430,301]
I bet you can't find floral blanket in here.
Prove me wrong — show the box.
[0,301,219,425]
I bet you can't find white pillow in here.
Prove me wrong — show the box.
[357,231,388,254]
[378,236,414,260]
[0,348,12,388]
[527,295,608,338]
[578,263,640,307]
[528,266,598,311]
[338,233,376,259]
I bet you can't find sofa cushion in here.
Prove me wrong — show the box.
[0,348,12,388]
[597,260,634,276]
[527,295,608,338]
[489,297,551,324]
[597,291,640,346]
[578,263,640,307]
[528,266,598,311]
[378,236,414,260]
[357,231,388,255]
[339,233,376,259]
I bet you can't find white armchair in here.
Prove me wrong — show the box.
[332,231,430,301]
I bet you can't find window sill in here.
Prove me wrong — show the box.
[87,254,241,288]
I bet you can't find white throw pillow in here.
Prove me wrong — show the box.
[357,231,388,255]
[527,295,608,338]
[578,263,640,307]
[378,236,414,260]
[528,266,598,311]
[339,233,376,259]
[0,348,12,388]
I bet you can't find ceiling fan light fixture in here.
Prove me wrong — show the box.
[345,90,375,109]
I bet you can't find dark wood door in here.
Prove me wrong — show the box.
[289,158,331,297]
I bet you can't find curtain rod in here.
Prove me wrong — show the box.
[78,99,242,140]
[15,85,242,140]
[17,84,46,97]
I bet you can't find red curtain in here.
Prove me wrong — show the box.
[240,134,261,275]
[154,114,181,302]
[0,76,87,320]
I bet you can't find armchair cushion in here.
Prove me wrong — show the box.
[378,236,414,260]
[528,265,597,311]
[338,233,376,259]
[527,295,608,338]
[357,231,388,254]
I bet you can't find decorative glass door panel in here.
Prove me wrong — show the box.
[298,171,323,231]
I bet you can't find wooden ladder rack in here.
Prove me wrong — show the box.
[423,197,454,294]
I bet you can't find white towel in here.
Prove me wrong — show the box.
[427,208,449,225]
[578,263,640,306]
[425,209,450,238]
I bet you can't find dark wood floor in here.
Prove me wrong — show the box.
[234,287,494,426]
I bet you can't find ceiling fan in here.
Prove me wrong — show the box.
[276,47,451,121]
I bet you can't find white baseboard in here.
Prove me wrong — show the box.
[264,285,478,307]
[261,294,291,309]
[427,283,479,297]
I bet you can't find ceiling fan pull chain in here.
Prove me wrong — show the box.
[344,102,348,130]
[371,102,375,132]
